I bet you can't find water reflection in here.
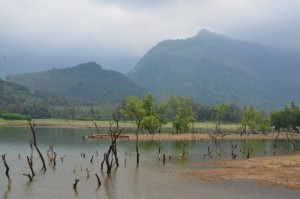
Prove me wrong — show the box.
[0,127,300,199]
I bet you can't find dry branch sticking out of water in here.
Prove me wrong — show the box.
[184,155,300,189]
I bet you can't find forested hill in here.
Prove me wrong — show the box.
[0,79,33,108]
[7,62,144,103]
[128,29,300,110]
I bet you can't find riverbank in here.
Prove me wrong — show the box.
[124,132,300,141]
[1,118,300,141]
[185,154,300,189]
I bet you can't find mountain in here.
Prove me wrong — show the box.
[7,62,144,103]
[0,79,33,108]
[128,29,300,109]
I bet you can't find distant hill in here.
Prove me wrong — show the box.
[128,30,300,109]
[0,79,33,108]
[7,62,144,103]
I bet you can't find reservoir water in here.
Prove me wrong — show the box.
[0,127,299,199]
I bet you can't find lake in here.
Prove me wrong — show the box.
[0,127,299,199]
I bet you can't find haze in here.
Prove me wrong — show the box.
[1,0,300,78]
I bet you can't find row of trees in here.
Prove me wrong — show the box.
[119,94,300,135]
[1,90,300,134]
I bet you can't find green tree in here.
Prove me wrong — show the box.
[242,106,270,135]
[215,103,228,134]
[121,96,146,164]
[156,101,169,133]
[270,102,300,131]
[141,93,160,134]
[167,96,194,134]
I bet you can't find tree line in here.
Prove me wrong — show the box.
[1,92,300,134]
[120,94,300,135]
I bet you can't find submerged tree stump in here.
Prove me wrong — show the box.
[2,154,11,187]
[73,178,79,189]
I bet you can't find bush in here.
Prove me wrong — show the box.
[0,113,29,120]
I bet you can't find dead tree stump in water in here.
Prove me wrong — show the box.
[49,152,57,167]
[100,112,124,173]
[28,120,47,171]
[2,154,11,187]
[23,173,33,182]
[73,178,79,189]
[27,156,35,177]
[95,173,101,187]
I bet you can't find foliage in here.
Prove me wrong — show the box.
[121,96,146,129]
[214,103,229,133]
[270,102,300,132]
[242,105,270,134]
[141,93,160,134]
[0,113,29,120]
[167,96,195,133]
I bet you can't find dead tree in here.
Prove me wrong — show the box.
[90,106,100,134]
[95,174,101,187]
[49,152,57,167]
[73,178,79,189]
[273,131,280,155]
[230,140,238,160]
[90,155,94,164]
[2,154,11,187]
[47,140,55,160]
[23,173,33,182]
[28,120,47,171]
[101,112,124,174]
[203,146,213,160]
[286,131,296,151]
[27,156,35,177]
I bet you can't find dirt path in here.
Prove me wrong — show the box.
[184,154,300,189]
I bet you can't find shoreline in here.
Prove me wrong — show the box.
[1,119,300,141]
[184,154,300,189]
[90,132,300,141]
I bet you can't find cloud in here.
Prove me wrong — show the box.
[1,0,300,75]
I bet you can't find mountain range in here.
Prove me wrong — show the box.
[4,30,300,110]
[6,62,144,104]
[128,29,300,109]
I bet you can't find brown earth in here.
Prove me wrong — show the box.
[184,154,300,189]
[124,132,300,141]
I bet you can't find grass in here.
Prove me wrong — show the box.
[0,118,240,130]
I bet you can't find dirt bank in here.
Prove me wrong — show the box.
[184,154,300,189]
[123,132,300,141]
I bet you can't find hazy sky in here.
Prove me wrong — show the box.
[1,0,300,75]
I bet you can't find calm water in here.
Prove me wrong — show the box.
[0,127,299,199]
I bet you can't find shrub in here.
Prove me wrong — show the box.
[0,113,29,120]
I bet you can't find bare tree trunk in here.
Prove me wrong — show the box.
[27,156,35,177]
[101,112,124,173]
[28,120,47,171]
[73,179,79,189]
[23,173,33,182]
[95,173,101,187]
[2,154,11,187]
[136,122,140,164]
[273,131,280,155]
[91,106,100,134]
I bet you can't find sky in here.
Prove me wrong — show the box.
[1,0,300,77]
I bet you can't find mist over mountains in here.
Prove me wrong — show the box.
[129,30,300,109]
[4,30,300,110]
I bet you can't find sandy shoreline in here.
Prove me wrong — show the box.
[124,132,300,141]
[184,154,300,189]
